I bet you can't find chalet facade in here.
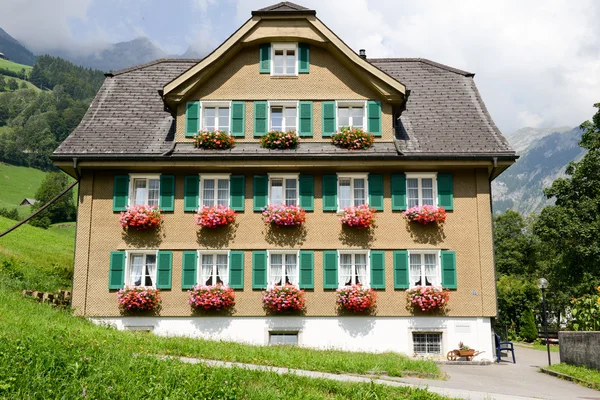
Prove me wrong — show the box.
[52,2,516,358]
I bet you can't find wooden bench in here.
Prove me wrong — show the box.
[538,331,559,345]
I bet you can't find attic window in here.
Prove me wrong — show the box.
[272,43,297,76]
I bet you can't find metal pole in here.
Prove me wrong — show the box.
[542,288,551,366]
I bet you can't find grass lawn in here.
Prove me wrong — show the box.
[0,163,46,214]
[515,341,560,352]
[0,58,32,75]
[0,289,449,399]
[546,363,600,390]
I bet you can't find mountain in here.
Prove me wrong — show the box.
[492,126,585,215]
[0,28,36,66]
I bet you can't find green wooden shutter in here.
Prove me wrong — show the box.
[253,174,268,211]
[437,174,454,211]
[229,251,244,289]
[367,100,382,137]
[322,101,336,137]
[393,250,409,289]
[391,173,407,211]
[108,251,126,290]
[259,43,270,74]
[186,101,200,137]
[441,250,457,289]
[298,43,310,73]
[159,175,175,212]
[230,101,246,137]
[230,175,245,212]
[368,174,384,211]
[254,101,268,137]
[181,251,198,290]
[370,251,385,290]
[323,251,338,289]
[298,101,313,137]
[184,175,199,212]
[252,251,267,289]
[299,250,314,289]
[156,251,173,289]
[113,175,129,212]
[322,174,337,211]
[299,174,314,211]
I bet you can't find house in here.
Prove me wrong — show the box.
[52,2,516,358]
[19,198,38,206]
[0,52,7,61]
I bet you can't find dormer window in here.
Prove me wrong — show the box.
[272,43,297,76]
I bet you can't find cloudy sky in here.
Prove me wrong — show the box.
[2,0,599,134]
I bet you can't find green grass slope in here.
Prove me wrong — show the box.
[0,58,32,74]
[0,163,46,216]
[0,290,448,399]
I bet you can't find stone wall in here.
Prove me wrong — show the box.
[559,331,600,370]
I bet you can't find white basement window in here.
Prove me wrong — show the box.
[129,174,160,207]
[413,332,442,356]
[126,251,158,288]
[269,332,299,345]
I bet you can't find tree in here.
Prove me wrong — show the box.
[7,78,18,91]
[493,210,538,276]
[496,275,540,338]
[519,309,538,342]
[30,172,76,225]
[0,76,5,92]
[19,82,27,89]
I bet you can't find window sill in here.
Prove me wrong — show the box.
[270,75,299,79]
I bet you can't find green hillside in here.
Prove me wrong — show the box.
[0,58,32,75]
[0,163,46,216]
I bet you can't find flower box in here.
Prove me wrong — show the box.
[261,204,306,228]
[193,130,235,150]
[119,205,163,230]
[260,130,299,149]
[117,286,161,314]
[330,127,375,150]
[407,285,450,312]
[404,205,447,225]
[336,284,377,313]
[194,205,236,229]
[262,284,305,313]
[188,284,235,312]
[339,204,376,229]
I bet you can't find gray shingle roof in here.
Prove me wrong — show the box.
[253,2,314,15]
[53,57,515,160]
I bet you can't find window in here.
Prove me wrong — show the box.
[272,43,297,76]
[201,174,230,207]
[269,332,299,346]
[268,251,299,287]
[130,175,160,207]
[269,174,298,206]
[337,173,368,210]
[337,101,365,129]
[202,104,230,132]
[409,251,440,287]
[413,333,442,355]
[270,105,297,132]
[406,173,437,208]
[126,252,157,287]
[199,251,229,286]
[339,251,369,288]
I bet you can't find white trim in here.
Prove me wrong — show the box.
[267,173,300,206]
[267,100,299,132]
[336,172,369,212]
[199,173,231,208]
[199,101,232,133]
[405,172,438,207]
[271,42,298,77]
[335,100,367,131]
[337,249,371,289]
[124,250,159,288]
[267,249,300,288]
[128,174,160,207]
[407,249,442,288]
[197,250,230,287]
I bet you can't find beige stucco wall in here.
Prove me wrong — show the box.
[175,45,394,142]
[71,167,496,318]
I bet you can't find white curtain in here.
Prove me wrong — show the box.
[421,178,434,206]
[270,254,283,286]
[271,179,283,205]
[201,255,213,285]
[130,254,144,286]
[203,180,215,207]
[351,107,364,129]
[285,179,297,206]
[339,254,352,286]
[285,254,298,286]
[424,253,438,286]
[339,179,351,208]
[355,254,367,286]
[216,254,229,286]
[409,253,422,287]
[407,179,419,208]
[146,254,157,287]
[134,179,146,206]
[148,179,160,207]
[217,180,229,206]
[353,179,365,206]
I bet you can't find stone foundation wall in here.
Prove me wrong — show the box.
[558,331,600,370]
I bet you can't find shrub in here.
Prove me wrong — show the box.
[28,215,51,229]
[0,207,20,221]
[336,285,377,313]
[262,284,305,313]
[189,284,235,312]
[519,309,538,342]
[261,204,306,227]
[331,127,375,150]
[119,205,163,230]
[193,130,235,150]
[407,286,450,312]
[117,286,161,314]
[569,286,600,331]
[260,130,299,149]
[194,205,236,228]
[339,204,376,229]
[404,205,447,225]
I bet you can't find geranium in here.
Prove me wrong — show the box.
[331,127,375,150]
[407,286,450,312]
[339,204,376,229]
[336,284,377,313]
[193,130,235,150]
[117,286,161,314]
[194,205,236,228]
[262,284,305,313]
[189,284,235,312]
[119,205,163,230]
[261,204,306,227]
[404,205,447,225]
[260,130,299,149]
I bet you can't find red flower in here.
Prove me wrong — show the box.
[404,205,447,225]
[117,286,161,314]
[261,204,306,227]
[188,284,235,312]
[262,284,305,313]
[193,130,235,150]
[194,205,236,228]
[119,205,163,230]
[336,284,377,313]
[406,286,450,312]
[339,204,376,229]
[330,127,375,150]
